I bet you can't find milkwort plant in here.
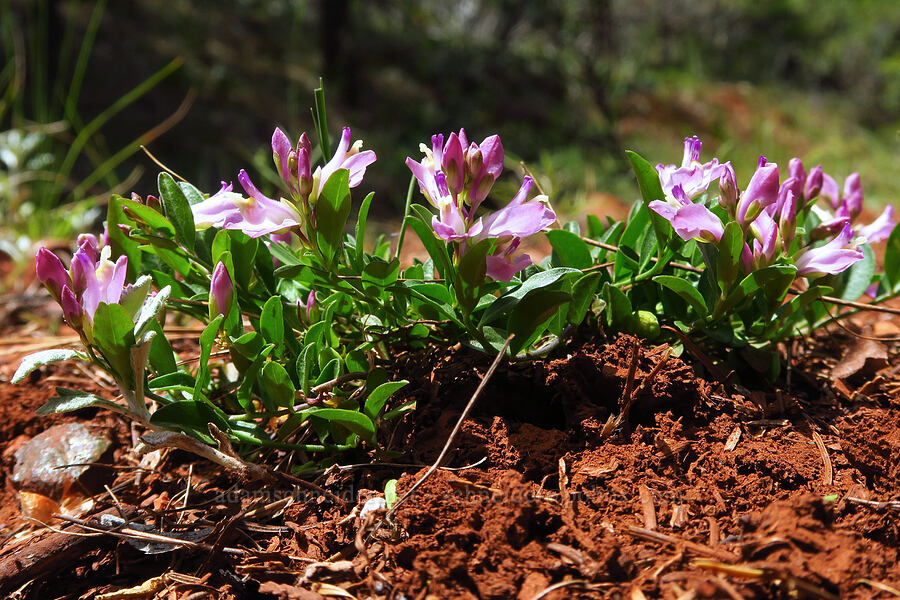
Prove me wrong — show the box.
[13,88,900,468]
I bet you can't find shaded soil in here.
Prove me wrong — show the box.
[1,323,900,599]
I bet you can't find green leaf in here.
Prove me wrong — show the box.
[716,222,744,294]
[147,319,177,375]
[316,168,351,265]
[653,275,708,318]
[355,191,375,269]
[107,195,142,280]
[362,257,401,289]
[260,362,295,411]
[148,371,196,391]
[193,314,224,401]
[177,181,205,205]
[150,400,231,443]
[625,150,671,246]
[296,343,317,397]
[12,349,87,383]
[885,225,900,290]
[508,289,572,355]
[384,479,398,509]
[260,297,285,345]
[301,408,376,445]
[839,243,875,301]
[364,380,408,421]
[119,198,176,237]
[36,388,129,416]
[568,272,602,324]
[408,205,454,281]
[547,229,592,269]
[92,303,137,385]
[602,282,633,329]
[134,285,170,338]
[158,172,196,250]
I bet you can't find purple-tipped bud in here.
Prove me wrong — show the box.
[297,147,312,198]
[209,262,234,319]
[60,285,83,330]
[298,132,311,156]
[298,289,316,322]
[272,127,292,181]
[146,195,161,211]
[776,177,801,216]
[682,135,702,166]
[131,192,143,204]
[779,191,797,251]
[843,173,861,199]
[69,249,93,296]
[465,145,483,183]
[442,132,465,195]
[718,162,738,212]
[788,158,806,188]
[35,248,71,301]
[737,161,780,225]
[820,173,840,208]
[804,165,823,200]
[76,234,100,263]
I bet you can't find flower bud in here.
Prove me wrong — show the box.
[60,285,83,331]
[76,234,100,263]
[465,145,483,184]
[737,160,779,226]
[297,147,313,198]
[804,165,823,200]
[35,248,71,301]
[298,132,311,156]
[272,127,292,182]
[145,195,161,212]
[442,132,465,196]
[209,262,234,319]
[788,158,806,188]
[779,190,797,251]
[718,162,738,212]
[297,290,316,322]
[820,173,840,208]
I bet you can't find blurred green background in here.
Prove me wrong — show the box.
[2,0,899,284]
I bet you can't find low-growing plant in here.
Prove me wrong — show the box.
[14,88,899,471]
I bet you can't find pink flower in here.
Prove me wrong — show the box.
[191,178,302,239]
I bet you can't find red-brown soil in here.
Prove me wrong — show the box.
[1,317,900,598]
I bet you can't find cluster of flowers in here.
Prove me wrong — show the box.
[35,126,555,328]
[35,232,129,339]
[405,130,557,281]
[648,136,896,278]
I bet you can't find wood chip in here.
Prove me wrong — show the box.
[638,485,657,531]
[724,426,742,452]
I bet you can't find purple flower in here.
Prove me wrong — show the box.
[191,177,303,239]
[804,165,823,201]
[820,173,840,208]
[297,290,316,322]
[737,158,779,225]
[209,262,234,318]
[795,224,863,277]
[858,205,896,243]
[485,238,532,282]
[656,136,727,203]
[477,176,556,241]
[59,285,83,330]
[79,246,128,320]
[837,173,863,219]
[405,129,505,213]
[788,158,806,189]
[35,248,72,302]
[779,190,797,252]
[314,127,377,198]
[649,186,723,243]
